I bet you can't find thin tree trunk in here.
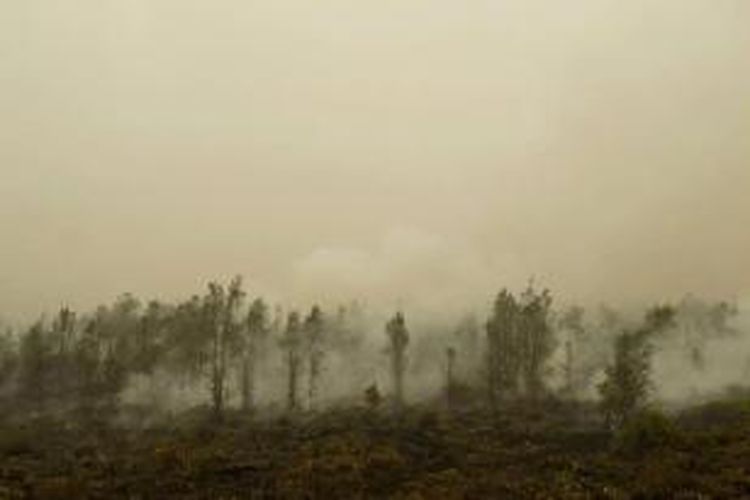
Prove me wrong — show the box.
[287,351,298,412]
[241,348,256,412]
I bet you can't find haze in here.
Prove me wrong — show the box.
[1,0,749,321]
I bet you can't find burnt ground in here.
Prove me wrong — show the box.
[1,399,750,499]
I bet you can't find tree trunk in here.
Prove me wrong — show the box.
[287,351,298,412]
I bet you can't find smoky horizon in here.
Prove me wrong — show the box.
[1,0,749,322]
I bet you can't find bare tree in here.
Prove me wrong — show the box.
[206,276,245,420]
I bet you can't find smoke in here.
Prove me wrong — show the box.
[652,304,750,404]
[1,0,749,417]
[289,226,524,320]
[2,0,749,322]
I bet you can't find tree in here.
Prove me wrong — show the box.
[165,295,208,384]
[50,306,76,356]
[241,298,270,412]
[281,311,303,412]
[205,276,245,419]
[558,306,589,399]
[0,327,18,390]
[133,300,166,377]
[445,346,457,410]
[453,314,481,384]
[644,304,677,334]
[517,285,555,401]
[673,296,738,371]
[331,301,366,355]
[304,305,325,411]
[598,330,652,429]
[204,283,225,418]
[559,307,580,394]
[47,307,77,399]
[485,285,556,410]
[18,321,51,409]
[75,317,103,410]
[100,346,127,411]
[598,305,675,429]
[486,289,520,410]
[385,312,410,412]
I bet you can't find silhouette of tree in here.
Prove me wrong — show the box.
[281,311,303,412]
[385,311,410,413]
[242,297,270,412]
[304,305,325,411]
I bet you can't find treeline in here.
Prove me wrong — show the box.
[0,277,741,430]
[0,278,368,419]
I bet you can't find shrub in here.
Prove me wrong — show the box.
[614,409,681,456]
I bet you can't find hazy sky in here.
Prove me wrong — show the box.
[1,1,749,320]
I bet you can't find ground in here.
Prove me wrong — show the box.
[1,398,750,499]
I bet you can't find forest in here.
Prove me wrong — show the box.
[0,276,749,498]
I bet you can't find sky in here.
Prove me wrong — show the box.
[1,0,749,321]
